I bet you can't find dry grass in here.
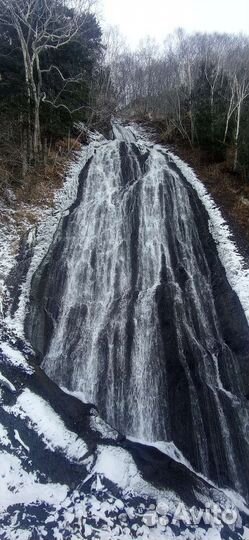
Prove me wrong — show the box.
[0,136,82,234]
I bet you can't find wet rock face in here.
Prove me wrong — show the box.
[6,233,35,319]
[26,134,249,500]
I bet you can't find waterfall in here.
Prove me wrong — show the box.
[26,124,249,498]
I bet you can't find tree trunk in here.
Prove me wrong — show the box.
[189,105,194,146]
[188,62,194,145]
[234,101,241,173]
[33,98,41,156]
[43,137,48,166]
[20,113,28,180]
[223,113,230,144]
[210,89,214,145]
[31,54,42,157]
[223,89,235,144]
[22,129,28,179]
[67,129,71,153]
[17,31,33,162]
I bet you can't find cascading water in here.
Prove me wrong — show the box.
[26,124,249,498]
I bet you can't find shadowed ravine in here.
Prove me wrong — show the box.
[26,125,249,500]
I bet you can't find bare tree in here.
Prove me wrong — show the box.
[222,37,249,170]
[0,0,95,157]
[106,27,249,176]
[202,34,227,144]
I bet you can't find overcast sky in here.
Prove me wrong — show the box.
[100,0,249,48]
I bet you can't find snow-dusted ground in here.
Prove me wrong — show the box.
[0,341,248,539]
[0,203,19,317]
[1,123,249,538]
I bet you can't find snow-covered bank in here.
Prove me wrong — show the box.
[0,341,248,540]
[2,339,246,539]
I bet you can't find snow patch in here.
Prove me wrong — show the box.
[14,430,30,453]
[243,527,249,540]
[14,389,89,463]
[0,424,10,447]
[0,371,16,392]
[94,446,139,490]
[93,445,179,509]
[90,413,120,441]
[0,342,33,373]
[0,452,68,512]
